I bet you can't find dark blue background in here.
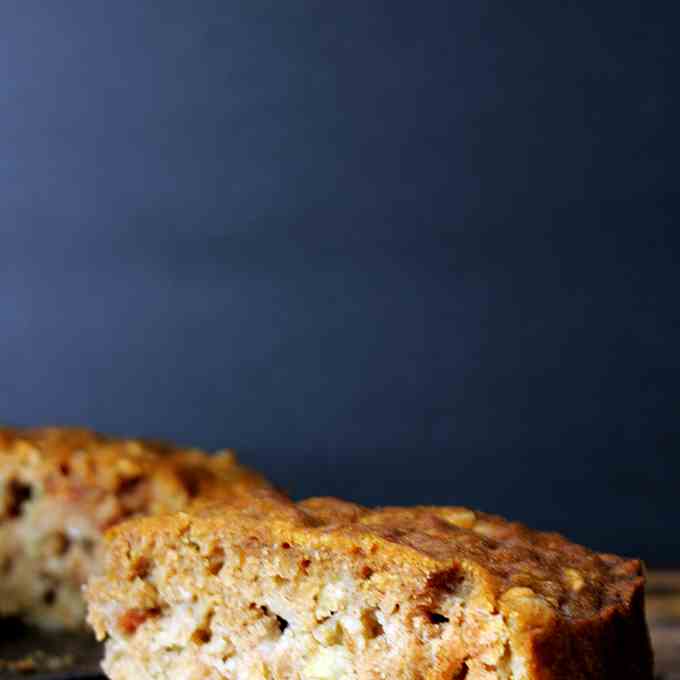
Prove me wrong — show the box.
[1,2,677,563]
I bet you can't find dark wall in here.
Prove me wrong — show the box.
[1,2,677,564]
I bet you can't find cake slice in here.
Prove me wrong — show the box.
[86,494,653,680]
[0,426,274,630]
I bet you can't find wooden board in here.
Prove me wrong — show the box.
[0,618,100,679]
[0,571,678,679]
[648,571,680,679]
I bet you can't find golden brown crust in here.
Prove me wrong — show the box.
[0,426,269,513]
[161,495,642,622]
[92,495,653,679]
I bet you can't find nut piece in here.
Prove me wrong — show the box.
[563,567,585,592]
[303,646,353,680]
[312,618,344,646]
[315,582,347,621]
[441,508,476,529]
[472,521,503,539]
[499,587,555,632]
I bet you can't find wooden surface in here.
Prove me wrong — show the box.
[648,571,680,679]
[0,620,100,679]
[0,571,677,679]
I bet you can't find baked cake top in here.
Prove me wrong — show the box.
[104,492,645,626]
[0,426,272,518]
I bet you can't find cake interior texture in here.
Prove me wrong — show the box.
[86,495,653,680]
[0,426,271,629]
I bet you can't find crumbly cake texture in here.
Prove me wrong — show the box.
[86,495,653,680]
[0,426,273,630]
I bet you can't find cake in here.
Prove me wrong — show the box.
[85,493,653,680]
[0,426,273,630]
